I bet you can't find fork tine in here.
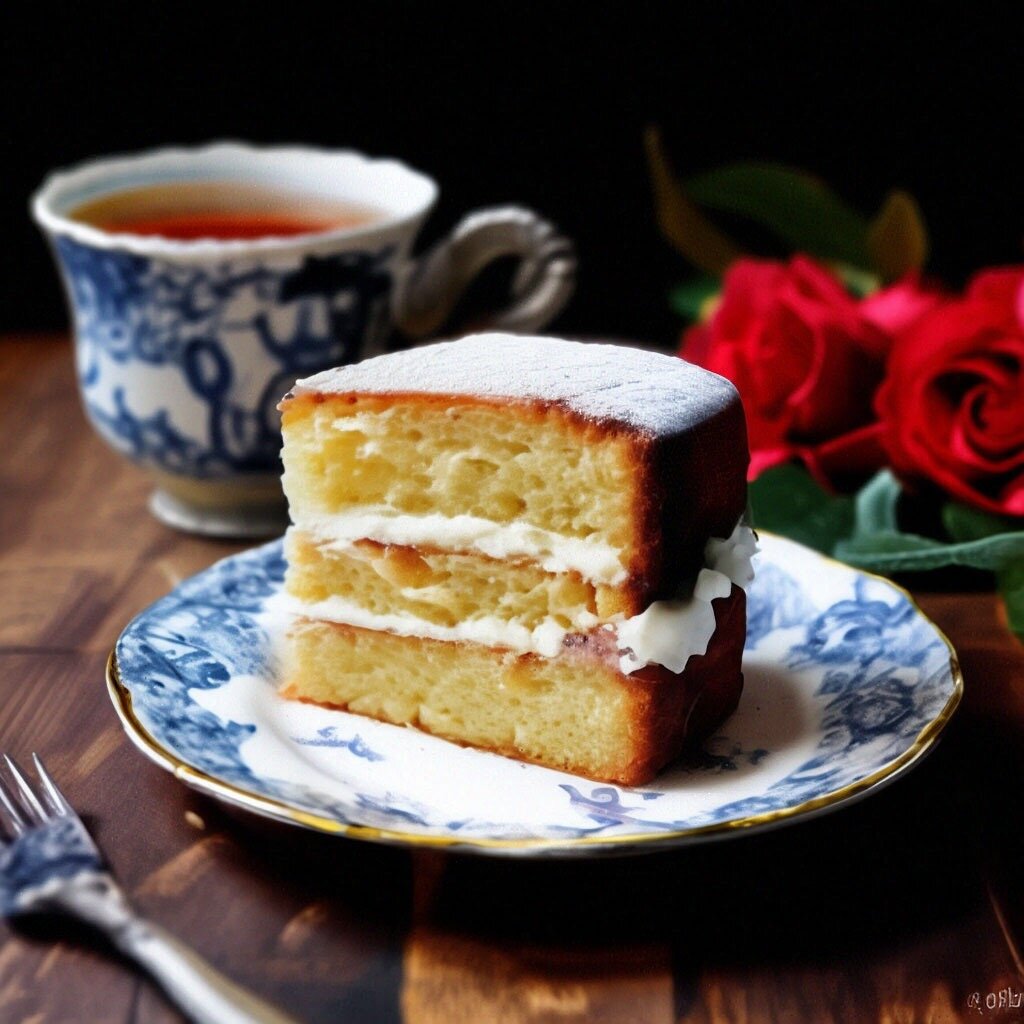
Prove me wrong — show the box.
[0,775,28,836]
[31,753,73,816]
[3,755,47,824]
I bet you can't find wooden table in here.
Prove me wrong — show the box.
[2,334,1022,1023]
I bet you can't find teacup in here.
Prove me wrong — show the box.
[32,142,575,536]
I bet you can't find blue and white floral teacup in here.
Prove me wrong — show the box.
[32,142,575,536]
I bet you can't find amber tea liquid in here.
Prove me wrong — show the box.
[68,181,382,241]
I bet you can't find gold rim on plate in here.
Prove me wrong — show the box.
[105,541,964,856]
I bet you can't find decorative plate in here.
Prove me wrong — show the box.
[107,533,961,857]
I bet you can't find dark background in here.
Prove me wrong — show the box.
[4,3,1023,347]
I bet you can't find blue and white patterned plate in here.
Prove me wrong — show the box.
[107,533,962,857]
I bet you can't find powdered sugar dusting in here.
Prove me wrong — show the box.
[291,333,739,434]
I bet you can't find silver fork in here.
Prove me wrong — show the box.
[0,754,297,1024]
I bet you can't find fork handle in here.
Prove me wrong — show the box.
[111,916,299,1024]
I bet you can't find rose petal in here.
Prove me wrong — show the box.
[797,422,888,491]
[787,320,883,440]
[861,275,946,347]
[879,285,1024,517]
[748,446,795,481]
[680,255,905,492]
[967,267,1024,331]
[962,384,1024,458]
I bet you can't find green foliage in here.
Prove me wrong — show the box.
[668,277,720,321]
[752,464,1024,641]
[851,470,900,536]
[837,530,1024,573]
[866,190,929,282]
[685,162,871,268]
[749,464,855,555]
[830,262,882,298]
[645,128,743,275]
[942,502,1019,543]
[648,137,931,285]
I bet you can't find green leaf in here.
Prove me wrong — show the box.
[836,529,1024,574]
[683,162,871,268]
[997,561,1024,641]
[669,277,720,322]
[831,262,882,298]
[942,501,1020,543]
[749,464,855,555]
[752,467,1024,645]
[852,470,901,537]
[836,472,1024,576]
[645,128,745,274]
[866,190,929,282]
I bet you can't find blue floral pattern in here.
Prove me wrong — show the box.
[112,535,961,853]
[744,560,817,648]
[292,728,384,761]
[57,237,394,477]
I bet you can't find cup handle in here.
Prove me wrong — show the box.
[391,206,576,339]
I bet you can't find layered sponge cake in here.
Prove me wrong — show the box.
[278,334,755,786]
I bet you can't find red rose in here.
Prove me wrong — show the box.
[681,256,941,487]
[877,267,1024,517]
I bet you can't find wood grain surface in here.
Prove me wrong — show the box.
[1,334,1021,1024]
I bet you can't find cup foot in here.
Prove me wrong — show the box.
[149,488,288,538]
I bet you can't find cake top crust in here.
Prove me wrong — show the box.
[289,333,740,435]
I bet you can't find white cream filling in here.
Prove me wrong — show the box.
[270,589,591,659]
[616,523,758,674]
[295,508,627,585]
[283,521,757,675]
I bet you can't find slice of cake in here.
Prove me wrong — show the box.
[277,333,755,786]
